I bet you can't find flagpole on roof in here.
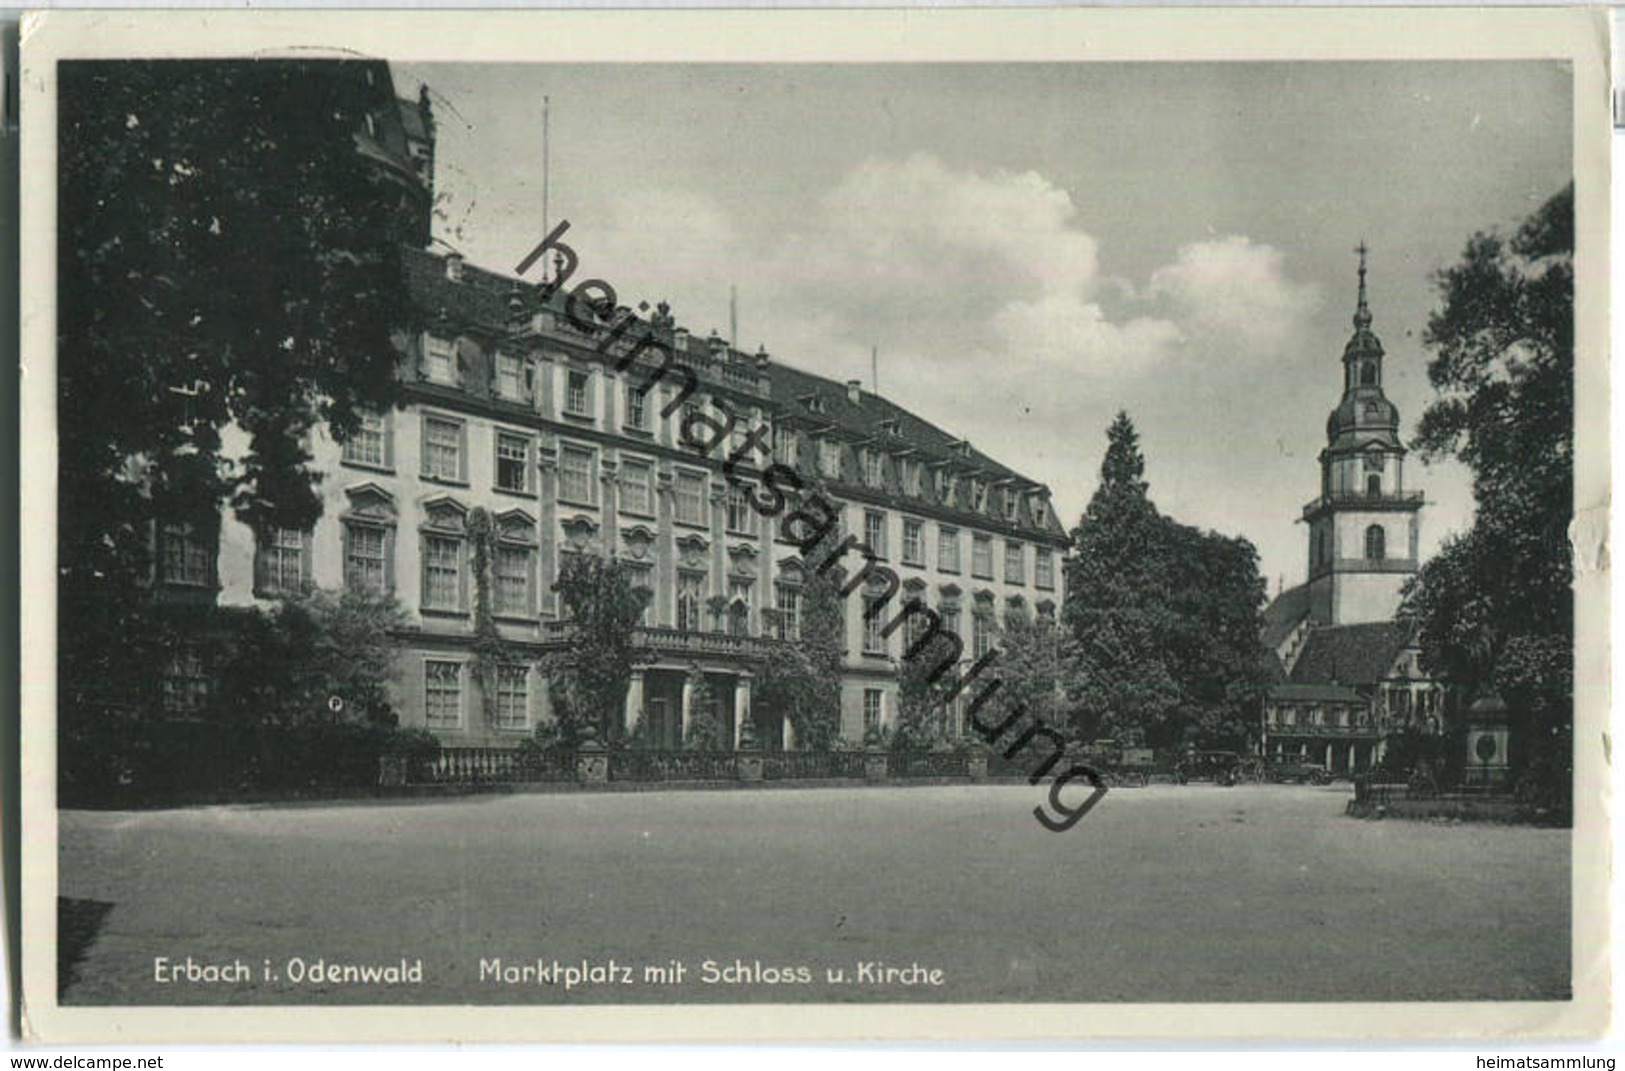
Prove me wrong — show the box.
[541,95,551,285]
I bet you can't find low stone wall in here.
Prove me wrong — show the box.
[1346,793,1528,823]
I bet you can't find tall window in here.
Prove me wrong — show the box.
[902,519,924,566]
[422,416,463,481]
[625,385,649,431]
[255,527,309,597]
[972,607,994,660]
[1365,524,1386,561]
[495,544,532,616]
[864,510,887,559]
[1002,490,1019,523]
[863,597,887,655]
[160,522,212,587]
[1035,548,1054,590]
[620,458,654,516]
[677,573,705,632]
[494,665,529,731]
[344,524,389,594]
[161,644,209,716]
[940,605,962,647]
[863,689,883,733]
[1004,541,1024,585]
[727,484,757,535]
[971,534,993,579]
[422,534,463,611]
[971,480,988,513]
[1367,473,1382,496]
[728,579,753,637]
[938,526,960,573]
[565,369,592,417]
[675,471,707,526]
[496,431,529,493]
[423,335,456,385]
[342,411,388,469]
[774,584,801,640]
[424,660,463,729]
[558,444,596,505]
[496,353,526,402]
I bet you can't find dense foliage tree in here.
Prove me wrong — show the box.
[754,503,847,749]
[1403,184,1574,805]
[209,588,409,727]
[58,61,418,722]
[1062,412,1267,751]
[544,553,652,744]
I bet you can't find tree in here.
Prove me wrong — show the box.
[754,501,847,750]
[58,61,418,722]
[209,588,409,728]
[1403,184,1574,806]
[1062,412,1267,751]
[543,553,652,744]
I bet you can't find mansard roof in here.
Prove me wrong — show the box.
[397,245,1063,533]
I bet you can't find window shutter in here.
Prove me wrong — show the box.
[383,412,395,470]
[384,528,397,595]
[301,530,314,593]
[527,546,537,616]
[459,422,469,482]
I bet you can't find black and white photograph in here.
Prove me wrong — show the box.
[19,8,1610,1043]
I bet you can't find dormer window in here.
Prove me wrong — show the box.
[495,353,529,402]
[862,449,884,488]
[1001,490,1019,523]
[423,334,456,385]
[971,480,988,513]
[565,369,592,419]
[819,439,842,479]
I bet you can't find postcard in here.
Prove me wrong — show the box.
[17,7,1611,1043]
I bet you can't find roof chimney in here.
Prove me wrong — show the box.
[847,379,862,404]
[755,344,771,369]
[445,253,464,282]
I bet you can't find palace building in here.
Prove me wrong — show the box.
[185,71,1069,750]
[1259,249,1447,773]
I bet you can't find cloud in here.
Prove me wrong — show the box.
[992,293,1183,376]
[565,155,1319,395]
[1148,236,1322,358]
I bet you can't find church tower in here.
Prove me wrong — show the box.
[1303,245,1424,625]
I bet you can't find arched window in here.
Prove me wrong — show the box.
[1366,473,1381,496]
[1360,361,1377,386]
[1317,529,1329,566]
[1365,524,1386,561]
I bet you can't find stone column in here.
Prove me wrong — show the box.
[783,714,796,752]
[625,668,645,739]
[733,673,753,750]
[1347,742,1355,773]
[681,666,697,742]
[1325,743,1334,769]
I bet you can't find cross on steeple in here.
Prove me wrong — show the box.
[1353,241,1372,330]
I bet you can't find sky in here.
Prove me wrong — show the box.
[394,60,1573,594]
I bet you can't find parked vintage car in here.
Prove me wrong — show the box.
[1266,755,1333,785]
[1175,750,1242,786]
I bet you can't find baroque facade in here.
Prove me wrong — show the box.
[175,72,1069,751]
[1259,249,1447,774]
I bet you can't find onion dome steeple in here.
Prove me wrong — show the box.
[1326,242,1401,451]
